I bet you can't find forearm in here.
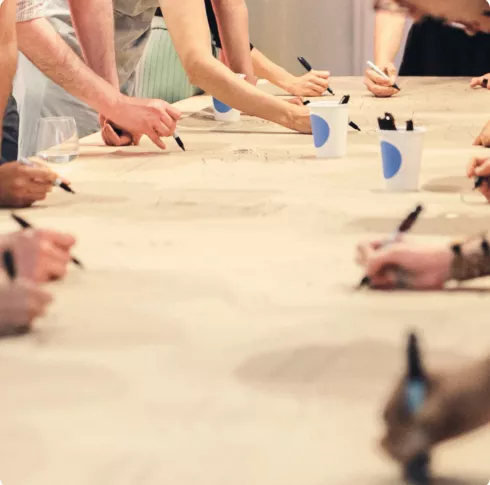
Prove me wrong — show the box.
[374,10,406,66]
[163,0,296,127]
[210,0,253,78]
[67,0,119,87]
[0,41,17,151]
[16,19,123,117]
[251,48,295,91]
[0,0,17,155]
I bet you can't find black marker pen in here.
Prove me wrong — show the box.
[297,56,334,95]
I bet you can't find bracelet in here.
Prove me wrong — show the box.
[449,235,490,281]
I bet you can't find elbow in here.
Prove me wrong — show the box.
[183,53,210,88]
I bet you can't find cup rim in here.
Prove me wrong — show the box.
[308,101,348,108]
[378,127,427,134]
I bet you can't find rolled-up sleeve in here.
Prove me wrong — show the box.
[16,0,46,22]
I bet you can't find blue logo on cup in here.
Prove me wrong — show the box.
[310,114,330,148]
[213,98,232,114]
[381,141,402,179]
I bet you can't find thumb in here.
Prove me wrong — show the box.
[470,77,482,88]
[474,160,490,176]
[366,246,403,279]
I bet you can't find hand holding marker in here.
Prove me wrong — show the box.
[297,56,334,95]
[359,204,423,288]
[367,61,400,91]
[19,158,75,194]
[11,213,84,269]
[112,124,185,151]
[404,332,430,485]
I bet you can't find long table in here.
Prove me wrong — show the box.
[1,77,489,485]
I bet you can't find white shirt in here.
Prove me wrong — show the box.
[16,0,46,22]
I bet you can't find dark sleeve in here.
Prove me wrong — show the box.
[205,0,254,51]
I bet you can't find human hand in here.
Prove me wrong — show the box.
[473,120,490,147]
[286,70,331,97]
[289,105,312,134]
[98,114,137,147]
[356,238,452,290]
[0,279,52,337]
[285,97,306,107]
[470,74,490,89]
[466,157,490,201]
[0,162,63,208]
[104,96,181,150]
[381,358,490,464]
[364,62,398,97]
[0,229,76,283]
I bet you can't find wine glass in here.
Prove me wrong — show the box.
[36,117,79,163]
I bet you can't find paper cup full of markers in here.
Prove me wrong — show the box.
[378,113,426,192]
[213,74,246,122]
[309,101,349,158]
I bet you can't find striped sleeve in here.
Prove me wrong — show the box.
[16,0,46,22]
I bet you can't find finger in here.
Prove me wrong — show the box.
[102,123,132,146]
[467,157,487,177]
[368,268,399,289]
[470,76,482,88]
[147,132,167,150]
[474,159,490,176]
[24,186,52,201]
[474,133,483,146]
[308,81,326,95]
[166,105,182,121]
[26,167,57,184]
[366,248,403,281]
[365,68,392,87]
[365,77,396,97]
[153,122,171,138]
[311,75,330,89]
[38,230,76,250]
[312,70,330,79]
[157,112,176,135]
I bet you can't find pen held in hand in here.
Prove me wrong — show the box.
[10,213,84,269]
[19,158,75,194]
[367,61,400,91]
[404,332,431,485]
[112,124,185,151]
[297,56,334,96]
[358,205,423,288]
[2,249,16,281]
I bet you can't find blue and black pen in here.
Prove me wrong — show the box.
[404,332,431,485]
[297,56,334,95]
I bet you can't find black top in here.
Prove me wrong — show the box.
[400,17,490,76]
[155,0,253,51]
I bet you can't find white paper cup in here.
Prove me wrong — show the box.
[379,127,426,192]
[213,74,246,122]
[309,101,349,158]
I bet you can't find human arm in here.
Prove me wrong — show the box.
[0,229,75,282]
[364,10,405,97]
[0,280,52,337]
[67,0,119,87]
[210,0,254,82]
[16,18,179,149]
[162,0,310,133]
[0,0,17,156]
[250,48,330,97]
